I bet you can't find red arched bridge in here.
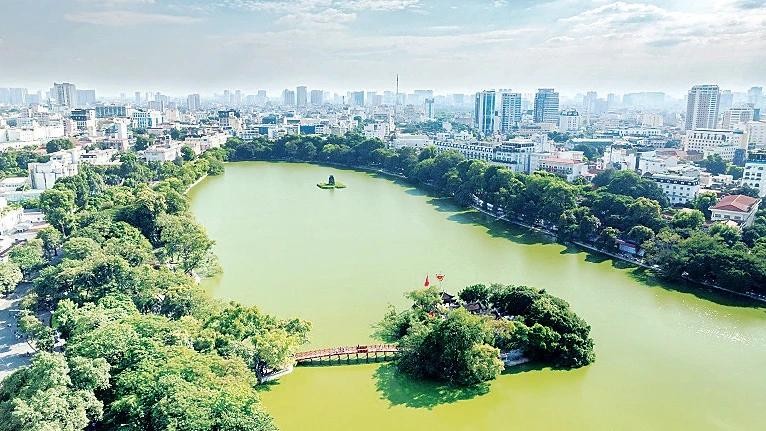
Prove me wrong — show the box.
[294,344,399,365]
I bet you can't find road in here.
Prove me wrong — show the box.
[0,285,34,381]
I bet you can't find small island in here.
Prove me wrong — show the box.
[375,283,595,386]
[317,174,346,189]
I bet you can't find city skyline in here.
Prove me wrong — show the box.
[1,0,764,94]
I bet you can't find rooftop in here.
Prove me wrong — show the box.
[710,195,760,213]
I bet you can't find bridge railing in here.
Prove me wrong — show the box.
[294,344,399,361]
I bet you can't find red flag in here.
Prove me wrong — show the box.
[424,274,430,287]
[436,274,445,282]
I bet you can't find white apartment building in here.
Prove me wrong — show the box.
[143,142,183,162]
[392,133,433,149]
[28,160,79,190]
[558,109,580,132]
[363,122,391,141]
[131,109,163,129]
[70,108,96,136]
[535,154,587,182]
[638,153,679,174]
[80,149,118,165]
[747,121,766,147]
[721,104,755,130]
[239,126,279,140]
[183,132,227,153]
[650,173,700,205]
[494,138,537,173]
[743,151,766,197]
[641,112,664,128]
[434,140,495,161]
[682,129,747,162]
[685,84,720,130]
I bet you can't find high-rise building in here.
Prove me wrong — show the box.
[256,90,267,105]
[296,86,307,107]
[8,88,27,106]
[234,90,242,107]
[498,90,522,133]
[424,98,435,120]
[533,88,560,124]
[685,84,720,130]
[720,90,734,111]
[351,91,365,106]
[607,93,619,110]
[187,94,201,112]
[54,82,77,107]
[722,104,755,129]
[76,89,96,107]
[583,91,598,114]
[134,91,141,105]
[749,87,763,110]
[474,90,496,136]
[282,89,296,106]
[310,89,323,106]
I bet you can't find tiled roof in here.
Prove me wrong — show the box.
[710,195,760,213]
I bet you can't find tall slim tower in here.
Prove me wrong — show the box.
[498,90,522,133]
[474,90,497,136]
[533,88,560,124]
[685,84,720,130]
[394,74,399,120]
[296,86,308,107]
[53,82,77,107]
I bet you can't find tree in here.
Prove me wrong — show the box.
[38,226,63,259]
[0,261,22,296]
[157,213,214,274]
[397,308,503,386]
[625,197,663,231]
[692,192,718,219]
[597,227,620,252]
[709,223,741,246]
[699,154,727,175]
[671,209,705,231]
[181,145,195,161]
[9,239,45,279]
[46,138,74,153]
[39,188,77,235]
[18,311,55,352]
[626,225,654,246]
[134,135,151,151]
[0,353,108,431]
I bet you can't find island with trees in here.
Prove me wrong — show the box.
[375,284,595,386]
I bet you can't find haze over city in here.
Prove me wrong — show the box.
[1,0,765,94]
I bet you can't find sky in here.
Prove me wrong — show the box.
[0,0,764,97]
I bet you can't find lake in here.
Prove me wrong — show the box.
[189,162,766,431]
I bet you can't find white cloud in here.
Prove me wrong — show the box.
[275,8,357,30]
[557,1,766,48]
[215,0,418,13]
[64,11,202,26]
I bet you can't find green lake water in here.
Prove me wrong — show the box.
[189,162,766,431]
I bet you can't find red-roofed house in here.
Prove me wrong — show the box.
[709,194,761,227]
